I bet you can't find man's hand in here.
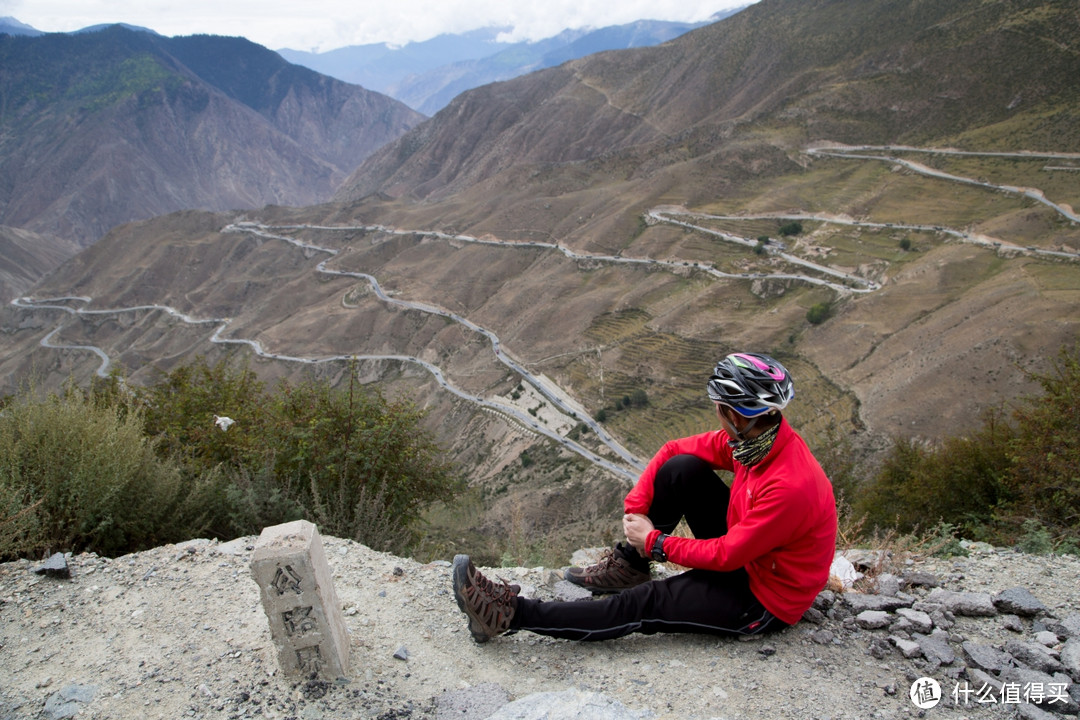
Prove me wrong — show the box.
[622,513,655,557]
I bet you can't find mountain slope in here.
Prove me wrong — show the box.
[3,0,1079,555]
[386,17,735,115]
[0,26,424,247]
[335,0,1080,205]
[0,226,79,303]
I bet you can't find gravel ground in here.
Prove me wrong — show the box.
[1,535,1078,720]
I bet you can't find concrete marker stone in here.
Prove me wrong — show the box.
[250,520,350,680]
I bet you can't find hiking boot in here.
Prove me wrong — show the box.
[452,554,519,643]
[564,544,651,594]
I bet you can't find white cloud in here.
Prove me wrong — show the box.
[4,0,753,51]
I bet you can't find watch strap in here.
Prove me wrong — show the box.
[651,532,669,562]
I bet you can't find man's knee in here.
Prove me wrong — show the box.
[656,454,717,484]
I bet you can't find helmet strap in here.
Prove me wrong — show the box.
[731,414,759,442]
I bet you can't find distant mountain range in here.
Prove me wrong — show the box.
[0,16,42,36]
[0,10,746,295]
[278,10,746,115]
[0,24,423,296]
[4,10,747,117]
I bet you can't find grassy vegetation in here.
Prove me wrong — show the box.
[74,55,180,112]
[3,343,1076,566]
[850,344,1080,554]
[0,358,462,561]
[1,32,183,121]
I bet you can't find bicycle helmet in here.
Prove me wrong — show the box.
[707,352,794,417]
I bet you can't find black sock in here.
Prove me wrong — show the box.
[615,541,650,571]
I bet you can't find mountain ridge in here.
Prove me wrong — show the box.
[335,0,1080,206]
[279,12,745,115]
[0,26,424,250]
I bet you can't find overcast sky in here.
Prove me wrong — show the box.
[2,1,755,52]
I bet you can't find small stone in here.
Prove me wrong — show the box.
[810,629,835,645]
[856,610,891,629]
[801,607,825,625]
[553,580,594,602]
[1061,613,1080,639]
[33,553,70,579]
[1015,703,1060,720]
[967,667,1003,695]
[961,641,1013,672]
[993,587,1048,617]
[889,636,922,658]
[902,571,939,588]
[894,608,933,633]
[843,593,911,613]
[758,645,776,657]
[827,605,851,622]
[926,588,997,617]
[930,609,955,631]
[393,646,408,661]
[875,573,901,597]
[865,639,887,659]
[1035,630,1059,647]
[813,590,836,611]
[1001,614,1024,633]
[890,617,914,634]
[913,630,956,665]
[1004,640,1064,675]
[1060,638,1080,681]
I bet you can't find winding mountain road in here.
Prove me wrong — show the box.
[12,143,1077,482]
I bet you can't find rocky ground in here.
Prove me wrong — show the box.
[1,535,1078,720]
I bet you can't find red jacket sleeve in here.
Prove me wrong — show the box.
[623,431,734,514]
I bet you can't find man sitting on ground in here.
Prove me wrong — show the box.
[452,351,838,643]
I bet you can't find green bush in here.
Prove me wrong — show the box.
[0,480,40,559]
[137,358,269,470]
[137,358,461,552]
[1001,346,1080,541]
[806,302,833,324]
[855,414,1013,540]
[0,384,207,558]
[779,221,803,236]
[855,345,1080,548]
[2,357,462,559]
[266,376,460,552]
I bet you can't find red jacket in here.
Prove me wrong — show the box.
[625,417,837,625]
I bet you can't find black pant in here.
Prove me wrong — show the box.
[510,455,788,641]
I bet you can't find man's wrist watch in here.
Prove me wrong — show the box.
[651,533,669,562]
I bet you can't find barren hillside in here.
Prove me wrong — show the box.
[1,0,1078,558]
